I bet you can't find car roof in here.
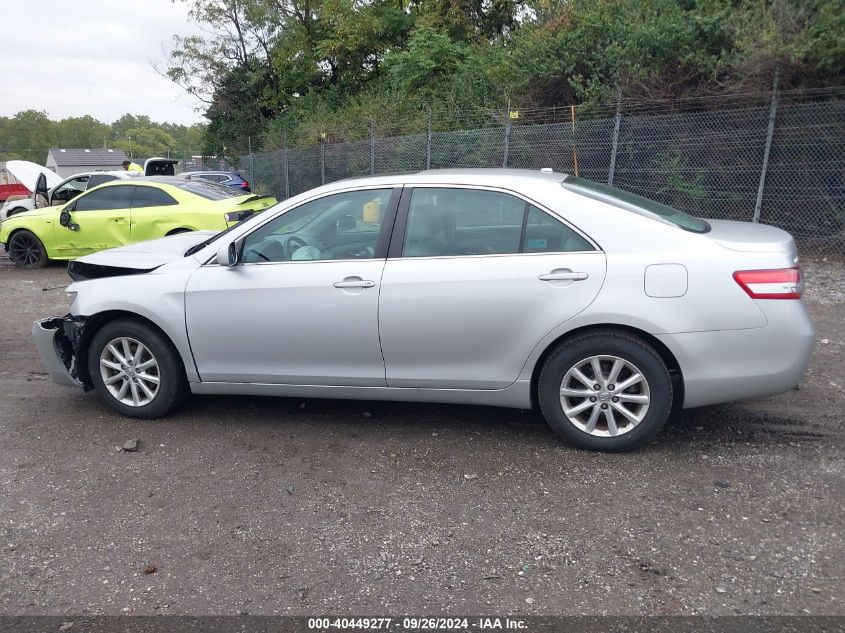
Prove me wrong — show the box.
[325,168,568,190]
[94,168,567,192]
[65,170,134,179]
[182,171,239,176]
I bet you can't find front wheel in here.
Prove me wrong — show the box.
[538,331,673,451]
[87,319,189,419]
[8,230,49,268]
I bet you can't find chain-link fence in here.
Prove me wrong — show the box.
[238,91,845,257]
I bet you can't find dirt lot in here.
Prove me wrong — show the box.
[0,251,842,617]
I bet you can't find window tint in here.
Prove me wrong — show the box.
[523,205,593,253]
[562,176,710,233]
[241,189,393,263]
[403,188,526,257]
[176,180,241,200]
[73,184,135,211]
[87,174,118,188]
[132,186,178,208]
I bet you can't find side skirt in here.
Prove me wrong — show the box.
[190,380,533,409]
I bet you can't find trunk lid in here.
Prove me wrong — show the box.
[706,219,797,256]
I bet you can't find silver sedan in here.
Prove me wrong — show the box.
[30,169,814,451]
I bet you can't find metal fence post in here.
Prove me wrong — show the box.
[248,136,255,185]
[320,140,326,185]
[502,103,511,168]
[426,109,432,170]
[370,124,376,175]
[283,148,290,200]
[753,71,780,223]
[608,94,622,186]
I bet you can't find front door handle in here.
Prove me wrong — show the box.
[333,279,376,289]
[539,271,588,282]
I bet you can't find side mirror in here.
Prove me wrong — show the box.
[337,214,357,232]
[59,209,79,231]
[216,239,242,267]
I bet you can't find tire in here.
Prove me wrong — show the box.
[87,319,189,419]
[7,207,28,218]
[538,331,673,452]
[8,229,49,268]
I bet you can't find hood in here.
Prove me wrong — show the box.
[68,231,215,281]
[5,160,63,192]
[1,204,61,222]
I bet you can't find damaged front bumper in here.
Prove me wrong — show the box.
[32,316,89,388]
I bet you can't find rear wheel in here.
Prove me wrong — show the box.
[7,206,28,218]
[8,230,49,268]
[538,331,673,451]
[87,319,189,419]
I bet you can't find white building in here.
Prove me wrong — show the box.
[46,148,129,178]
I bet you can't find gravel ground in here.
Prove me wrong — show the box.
[0,252,842,616]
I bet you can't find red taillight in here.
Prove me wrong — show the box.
[733,267,803,299]
[241,181,250,189]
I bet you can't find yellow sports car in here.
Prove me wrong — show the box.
[0,177,277,268]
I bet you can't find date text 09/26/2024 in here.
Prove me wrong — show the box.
[307,617,528,630]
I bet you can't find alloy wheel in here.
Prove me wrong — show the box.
[9,233,43,267]
[559,355,651,437]
[99,337,161,407]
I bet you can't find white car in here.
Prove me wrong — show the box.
[0,161,136,222]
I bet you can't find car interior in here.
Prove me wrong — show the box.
[403,190,594,256]
[241,192,386,263]
[240,188,594,263]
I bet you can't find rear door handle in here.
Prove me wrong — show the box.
[333,279,376,289]
[539,271,588,281]
[113,217,128,223]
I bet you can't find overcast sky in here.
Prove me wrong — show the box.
[0,0,206,125]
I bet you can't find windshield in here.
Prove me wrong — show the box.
[176,180,243,200]
[562,176,710,233]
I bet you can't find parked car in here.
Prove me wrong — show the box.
[0,177,276,268]
[0,158,181,222]
[29,169,813,451]
[181,171,251,192]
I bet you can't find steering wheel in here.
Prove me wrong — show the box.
[285,236,310,259]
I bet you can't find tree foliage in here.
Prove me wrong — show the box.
[166,0,842,151]
[0,111,205,164]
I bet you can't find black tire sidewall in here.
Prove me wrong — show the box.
[87,319,187,419]
[539,334,672,451]
[9,230,48,268]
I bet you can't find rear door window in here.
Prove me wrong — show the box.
[132,186,178,208]
[401,188,594,257]
[522,205,593,253]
